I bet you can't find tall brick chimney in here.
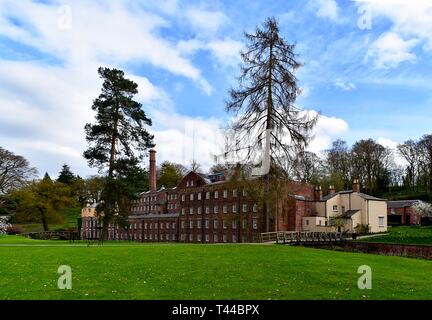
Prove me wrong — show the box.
[314,186,323,201]
[328,185,336,196]
[149,149,157,191]
[353,179,360,192]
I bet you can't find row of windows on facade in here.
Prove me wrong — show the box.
[83,218,258,231]
[84,231,243,243]
[181,189,247,201]
[181,204,258,215]
[131,203,178,212]
[132,194,178,204]
[181,219,258,230]
[180,233,240,243]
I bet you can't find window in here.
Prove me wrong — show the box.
[190,180,194,187]
[391,209,396,215]
[181,221,185,229]
[214,234,218,242]
[166,222,169,229]
[181,208,185,215]
[206,192,210,199]
[197,234,202,242]
[172,222,176,229]
[306,219,309,226]
[332,205,338,212]
[233,235,237,243]
[232,220,237,229]
[198,193,202,200]
[144,223,148,229]
[205,206,210,214]
[160,223,164,229]
[214,191,219,199]
[233,189,237,197]
[223,220,227,229]
[189,207,194,215]
[213,220,219,229]
[197,207,202,215]
[149,223,152,229]
[243,189,247,197]
[214,206,218,214]
[189,220,194,229]
[205,234,209,242]
[379,216,385,227]
[149,234,153,240]
[181,195,185,202]
[189,234,193,241]
[186,181,189,187]
[223,190,228,198]
[223,205,228,214]
[232,204,237,213]
[205,220,209,229]
[253,204,258,212]
[197,220,202,229]
[223,234,227,242]
[242,219,247,229]
[181,234,186,241]
[190,194,194,201]
[252,219,258,230]
[242,204,248,213]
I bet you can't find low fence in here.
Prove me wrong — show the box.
[23,231,80,241]
[260,231,343,244]
[308,241,432,260]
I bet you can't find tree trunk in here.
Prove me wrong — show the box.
[39,207,48,231]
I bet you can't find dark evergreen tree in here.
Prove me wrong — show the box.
[83,67,154,239]
[57,164,75,185]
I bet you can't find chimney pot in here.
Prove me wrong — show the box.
[328,185,336,196]
[353,179,360,192]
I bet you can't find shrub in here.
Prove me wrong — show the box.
[6,225,23,235]
[354,224,370,235]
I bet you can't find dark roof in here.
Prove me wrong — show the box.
[357,192,386,201]
[322,190,386,201]
[387,200,420,208]
[341,209,360,218]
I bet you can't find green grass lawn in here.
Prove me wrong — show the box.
[360,226,432,245]
[0,235,432,300]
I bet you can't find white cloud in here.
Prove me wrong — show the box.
[366,0,432,51]
[377,137,407,166]
[185,7,228,35]
[177,37,243,68]
[0,0,212,94]
[310,0,339,21]
[334,80,356,91]
[207,38,243,67]
[307,112,349,154]
[366,32,418,69]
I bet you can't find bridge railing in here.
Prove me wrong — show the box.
[260,231,343,244]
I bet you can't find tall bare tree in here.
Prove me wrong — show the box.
[225,17,317,173]
[0,147,37,195]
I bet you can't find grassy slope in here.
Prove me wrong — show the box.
[0,236,431,300]
[17,207,81,233]
[360,226,432,245]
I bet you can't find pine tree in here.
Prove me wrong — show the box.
[57,164,75,185]
[83,67,154,239]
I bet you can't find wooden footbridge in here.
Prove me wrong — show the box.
[260,231,343,244]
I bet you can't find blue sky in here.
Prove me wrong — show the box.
[0,0,431,177]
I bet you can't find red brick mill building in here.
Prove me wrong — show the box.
[81,150,320,243]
